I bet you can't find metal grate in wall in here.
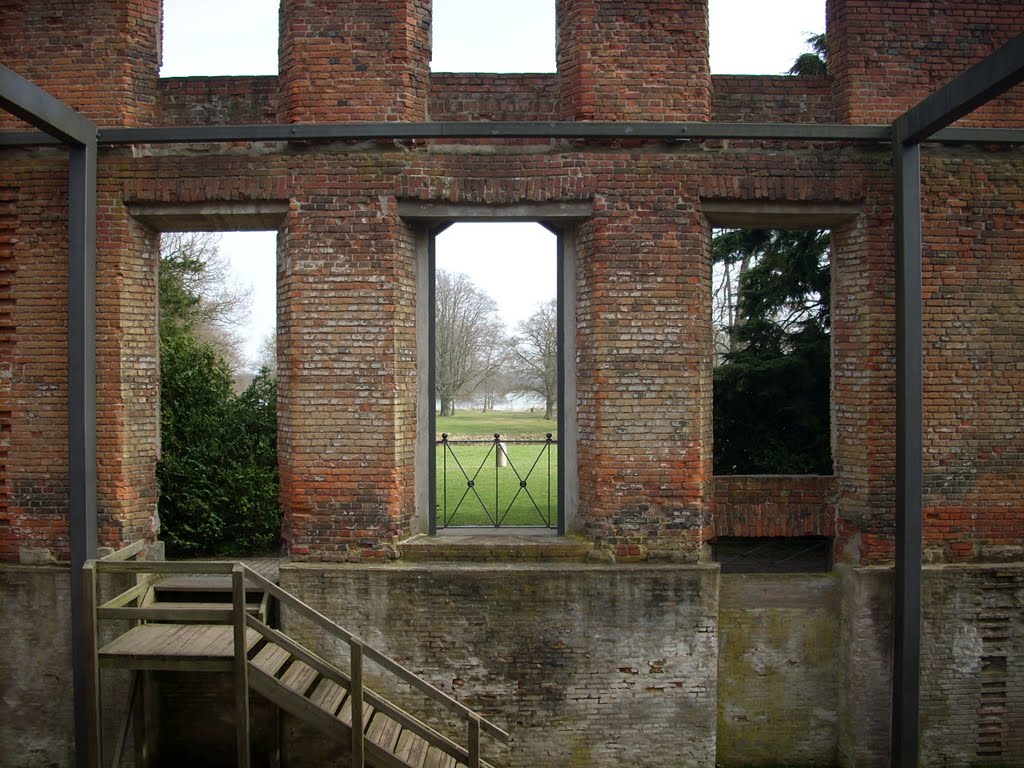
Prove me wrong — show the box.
[711,536,831,574]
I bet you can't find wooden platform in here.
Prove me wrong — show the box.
[98,623,262,672]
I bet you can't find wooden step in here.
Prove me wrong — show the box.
[98,623,261,672]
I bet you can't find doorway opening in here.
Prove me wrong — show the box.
[429,222,561,531]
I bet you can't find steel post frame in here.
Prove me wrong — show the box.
[0,63,98,768]
[893,141,923,768]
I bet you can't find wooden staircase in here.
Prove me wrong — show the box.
[84,545,508,768]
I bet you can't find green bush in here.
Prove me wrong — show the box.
[157,334,280,556]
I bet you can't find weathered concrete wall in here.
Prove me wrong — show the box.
[0,565,76,766]
[717,574,839,767]
[0,565,133,768]
[279,563,720,768]
[838,564,1024,768]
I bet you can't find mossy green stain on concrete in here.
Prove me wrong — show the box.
[716,574,840,768]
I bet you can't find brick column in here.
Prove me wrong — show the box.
[557,0,710,121]
[278,190,418,560]
[575,184,711,561]
[278,0,430,123]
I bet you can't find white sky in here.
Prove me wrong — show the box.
[160,0,825,366]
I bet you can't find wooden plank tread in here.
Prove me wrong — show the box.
[338,697,374,729]
[423,746,458,768]
[395,728,430,768]
[251,643,291,677]
[309,677,347,716]
[98,623,260,662]
[280,659,318,696]
[366,712,402,753]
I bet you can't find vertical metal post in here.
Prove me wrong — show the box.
[69,139,98,768]
[555,230,566,535]
[427,230,438,535]
[892,140,923,767]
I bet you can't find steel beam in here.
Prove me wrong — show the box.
[892,142,923,767]
[93,121,892,145]
[0,63,95,146]
[894,32,1024,145]
[68,137,99,768]
[5,124,1024,149]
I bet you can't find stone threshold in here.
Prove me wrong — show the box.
[400,528,594,562]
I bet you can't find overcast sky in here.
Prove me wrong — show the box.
[159,0,826,367]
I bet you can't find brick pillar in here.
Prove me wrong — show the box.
[575,186,712,561]
[830,172,897,565]
[95,201,161,550]
[556,0,710,121]
[278,191,418,561]
[0,0,160,127]
[278,0,430,123]
[827,0,1024,126]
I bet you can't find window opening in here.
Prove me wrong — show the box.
[160,0,279,77]
[709,0,825,75]
[430,222,560,529]
[157,231,279,556]
[712,228,832,475]
[430,0,556,73]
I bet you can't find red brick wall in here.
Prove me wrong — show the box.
[712,476,836,539]
[0,0,160,128]
[278,0,430,123]
[0,186,15,560]
[828,0,1024,126]
[159,77,279,126]
[556,0,710,121]
[711,76,835,123]
[920,152,1024,563]
[1,0,1022,566]
[429,75,560,122]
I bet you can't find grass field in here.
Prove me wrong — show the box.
[436,412,558,527]
[435,409,556,439]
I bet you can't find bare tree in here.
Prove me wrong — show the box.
[510,299,557,420]
[434,270,505,417]
[159,232,252,372]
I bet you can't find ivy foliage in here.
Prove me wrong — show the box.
[157,237,280,556]
[713,229,832,475]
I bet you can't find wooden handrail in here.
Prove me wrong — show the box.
[82,557,509,767]
[100,539,147,562]
[240,566,510,744]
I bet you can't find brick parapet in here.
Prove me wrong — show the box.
[711,475,837,539]
[158,77,280,126]
[428,74,560,122]
[711,75,835,123]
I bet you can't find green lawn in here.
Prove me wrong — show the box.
[435,409,557,439]
[436,438,558,527]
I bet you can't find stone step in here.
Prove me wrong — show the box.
[400,530,593,562]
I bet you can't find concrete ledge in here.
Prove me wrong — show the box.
[399,530,594,562]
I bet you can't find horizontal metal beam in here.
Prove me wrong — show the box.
[4,124,1024,150]
[894,32,1024,145]
[0,63,96,146]
[97,121,892,144]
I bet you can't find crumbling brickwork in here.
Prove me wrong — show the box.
[1,1,1023,765]
[0,0,1021,565]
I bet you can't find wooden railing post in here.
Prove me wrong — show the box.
[468,713,481,768]
[231,565,251,768]
[350,640,364,767]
